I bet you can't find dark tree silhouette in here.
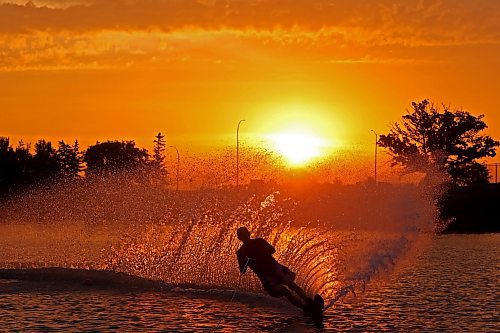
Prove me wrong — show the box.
[84,140,149,176]
[0,137,19,193]
[14,140,32,184]
[151,132,168,185]
[57,140,83,179]
[32,140,60,182]
[1,136,153,197]
[379,100,499,186]
[152,132,167,172]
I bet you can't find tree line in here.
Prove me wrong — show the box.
[1,99,499,197]
[0,133,167,196]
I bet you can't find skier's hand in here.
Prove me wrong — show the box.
[240,257,255,274]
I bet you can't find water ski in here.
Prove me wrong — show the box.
[303,294,324,319]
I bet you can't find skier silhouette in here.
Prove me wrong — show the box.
[236,226,323,314]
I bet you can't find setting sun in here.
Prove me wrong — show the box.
[267,132,328,167]
[253,102,339,167]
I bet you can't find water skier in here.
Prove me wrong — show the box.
[235,227,324,316]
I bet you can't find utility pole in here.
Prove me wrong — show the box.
[169,145,180,191]
[371,130,378,184]
[236,119,246,188]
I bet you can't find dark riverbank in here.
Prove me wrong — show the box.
[439,183,500,234]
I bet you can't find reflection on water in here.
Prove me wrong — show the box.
[0,289,299,333]
[0,234,498,332]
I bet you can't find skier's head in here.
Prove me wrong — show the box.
[236,226,251,243]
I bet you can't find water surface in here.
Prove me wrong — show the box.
[1,234,497,332]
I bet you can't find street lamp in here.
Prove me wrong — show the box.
[371,130,378,184]
[236,119,246,188]
[488,163,499,183]
[169,145,180,191]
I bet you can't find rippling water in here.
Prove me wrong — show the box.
[1,234,497,332]
[326,234,499,332]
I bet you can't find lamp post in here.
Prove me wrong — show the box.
[496,163,499,184]
[236,119,246,188]
[488,163,499,183]
[371,130,378,184]
[169,145,180,191]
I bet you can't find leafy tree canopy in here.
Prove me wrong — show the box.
[379,100,499,186]
[32,140,60,180]
[84,140,149,176]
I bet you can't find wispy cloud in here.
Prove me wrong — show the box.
[0,0,498,70]
[1,0,498,42]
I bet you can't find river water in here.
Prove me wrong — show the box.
[0,233,497,332]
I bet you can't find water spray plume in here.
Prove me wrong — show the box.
[0,150,440,311]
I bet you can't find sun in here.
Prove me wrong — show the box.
[267,131,328,167]
[253,101,341,167]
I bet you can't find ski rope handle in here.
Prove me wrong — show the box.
[229,256,251,303]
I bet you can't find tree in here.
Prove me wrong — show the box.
[84,140,149,176]
[151,132,168,185]
[32,139,60,182]
[0,138,36,194]
[73,140,83,173]
[14,139,32,184]
[0,137,17,193]
[379,100,499,186]
[57,140,83,179]
[152,132,167,172]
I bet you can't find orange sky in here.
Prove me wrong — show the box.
[1,0,499,170]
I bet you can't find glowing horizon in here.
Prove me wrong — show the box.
[0,0,499,175]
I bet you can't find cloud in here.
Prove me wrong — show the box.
[0,0,90,8]
[0,0,498,44]
[0,0,498,71]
